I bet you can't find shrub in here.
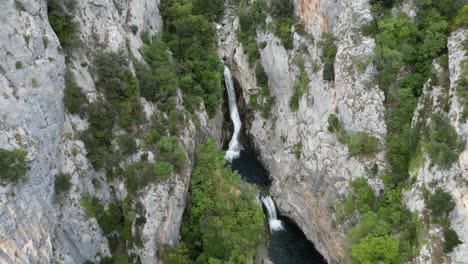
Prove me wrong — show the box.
[0,148,28,183]
[350,235,400,264]
[342,132,380,156]
[426,187,455,218]
[122,162,154,194]
[425,116,465,169]
[93,52,141,130]
[160,243,192,264]
[290,68,310,111]
[63,70,88,115]
[270,0,294,19]
[47,0,78,51]
[154,162,174,180]
[157,136,187,168]
[81,102,117,170]
[328,114,344,134]
[54,173,71,195]
[117,134,137,156]
[318,33,337,81]
[293,142,302,159]
[137,37,179,104]
[350,178,376,213]
[15,61,23,69]
[443,228,462,253]
[255,64,268,88]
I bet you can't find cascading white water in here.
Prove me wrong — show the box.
[261,196,283,231]
[224,66,242,162]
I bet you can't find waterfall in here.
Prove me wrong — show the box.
[224,66,242,162]
[261,196,284,231]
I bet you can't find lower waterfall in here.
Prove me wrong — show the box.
[261,196,283,231]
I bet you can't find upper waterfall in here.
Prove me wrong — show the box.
[224,66,242,162]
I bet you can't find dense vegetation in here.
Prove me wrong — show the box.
[336,0,467,262]
[424,116,465,169]
[63,71,88,115]
[328,114,380,156]
[0,148,28,184]
[335,177,420,263]
[47,0,78,52]
[163,140,266,263]
[160,0,224,116]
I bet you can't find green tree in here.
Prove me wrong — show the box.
[117,134,137,156]
[426,187,455,218]
[443,228,462,253]
[350,235,400,264]
[160,243,193,264]
[54,173,71,195]
[154,162,174,180]
[180,140,266,262]
[0,148,28,183]
[63,70,88,115]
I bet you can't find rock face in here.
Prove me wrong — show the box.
[220,0,467,263]
[0,0,222,263]
[404,28,468,264]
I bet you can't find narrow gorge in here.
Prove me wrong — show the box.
[0,0,467,263]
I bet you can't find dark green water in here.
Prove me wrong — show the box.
[230,149,326,264]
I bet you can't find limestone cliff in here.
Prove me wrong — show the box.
[0,0,222,263]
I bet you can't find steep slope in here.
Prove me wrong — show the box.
[0,0,222,263]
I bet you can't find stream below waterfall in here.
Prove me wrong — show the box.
[223,66,326,264]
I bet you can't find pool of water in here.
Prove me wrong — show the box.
[229,149,326,264]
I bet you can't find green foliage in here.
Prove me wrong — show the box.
[81,102,118,171]
[425,116,465,169]
[137,37,179,104]
[54,173,71,196]
[0,148,28,184]
[153,162,174,180]
[15,61,23,69]
[237,0,267,64]
[80,196,136,255]
[293,142,302,159]
[160,242,193,264]
[342,132,380,156]
[426,187,456,219]
[350,178,376,213]
[93,52,142,130]
[350,234,400,264]
[192,0,224,22]
[453,5,468,28]
[157,136,187,168]
[319,33,337,81]
[455,58,468,121]
[443,228,462,253]
[255,64,268,88]
[250,64,276,118]
[328,114,344,134]
[47,0,78,51]
[270,0,294,19]
[117,134,137,156]
[290,65,310,111]
[180,140,266,263]
[160,0,224,116]
[121,162,154,195]
[63,70,88,115]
